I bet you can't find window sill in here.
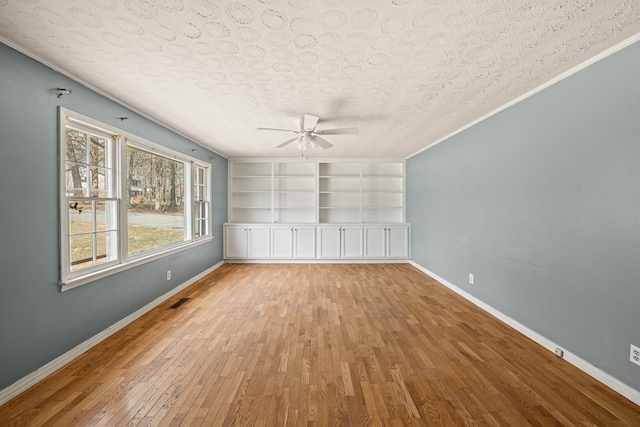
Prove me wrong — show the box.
[60,236,214,292]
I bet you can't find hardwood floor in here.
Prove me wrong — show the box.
[1,263,639,426]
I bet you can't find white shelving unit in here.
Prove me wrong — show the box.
[228,159,405,224]
[229,161,273,223]
[273,162,316,223]
[318,162,360,223]
[360,162,404,224]
[319,161,404,224]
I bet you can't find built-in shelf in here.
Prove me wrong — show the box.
[228,159,405,224]
[317,161,404,223]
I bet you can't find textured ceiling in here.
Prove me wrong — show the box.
[1,1,640,158]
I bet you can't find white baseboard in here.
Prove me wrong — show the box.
[409,260,640,407]
[224,259,411,264]
[0,261,225,406]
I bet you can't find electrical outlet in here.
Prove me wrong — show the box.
[469,273,474,284]
[631,344,640,367]
[555,348,564,358]
[166,270,171,281]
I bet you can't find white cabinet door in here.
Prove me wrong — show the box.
[364,226,386,258]
[342,226,364,258]
[317,226,341,258]
[387,225,409,259]
[225,223,407,260]
[271,226,293,258]
[248,226,271,258]
[293,226,316,258]
[224,226,248,258]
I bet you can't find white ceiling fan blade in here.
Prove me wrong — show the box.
[303,114,319,131]
[315,127,359,135]
[256,127,297,133]
[275,137,298,148]
[313,136,333,149]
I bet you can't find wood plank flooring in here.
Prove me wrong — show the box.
[1,263,639,426]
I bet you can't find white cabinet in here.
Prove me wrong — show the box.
[293,226,316,258]
[224,225,270,259]
[317,225,363,259]
[364,225,409,259]
[316,226,341,258]
[224,225,248,258]
[343,226,364,258]
[271,226,294,258]
[224,223,407,260]
[271,225,316,259]
[387,225,409,258]
[363,226,386,258]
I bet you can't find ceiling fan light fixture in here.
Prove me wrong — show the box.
[295,132,315,149]
[257,113,358,153]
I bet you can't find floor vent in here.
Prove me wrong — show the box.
[169,297,189,309]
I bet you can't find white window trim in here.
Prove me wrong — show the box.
[59,108,213,292]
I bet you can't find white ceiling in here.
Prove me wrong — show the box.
[2,1,640,159]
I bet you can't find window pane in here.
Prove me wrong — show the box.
[195,201,208,220]
[66,129,87,164]
[70,233,93,271]
[127,146,185,255]
[90,135,106,167]
[96,231,117,265]
[90,166,108,197]
[195,219,202,238]
[196,218,207,238]
[69,200,90,234]
[194,201,209,238]
[95,201,117,232]
[128,222,184,255]
[66,165,88,197]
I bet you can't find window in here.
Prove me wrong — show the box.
[193,165,210,238]
[126,145,186,256]
[64,124,118,272]
[60,109,212,290]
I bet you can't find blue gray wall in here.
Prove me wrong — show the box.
[407,40,640,393]
[0,43,227,391]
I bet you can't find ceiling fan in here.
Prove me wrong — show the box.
[257,114,358,156]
